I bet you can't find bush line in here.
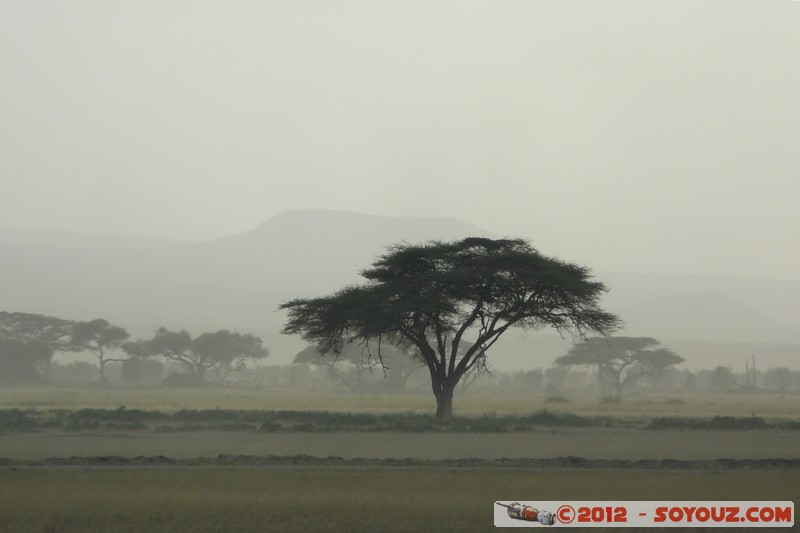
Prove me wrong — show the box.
[1,408,798,432]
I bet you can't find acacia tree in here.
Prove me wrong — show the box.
[0,337,52,384]
[294,341,423,393]
[0,311,79,375]
[192,330,269,382]
[555,336,684,400]
[124,328,268,384]
[281,237,619,420]
[709,366,736,392]
[763,367,792,394]
[71,319,130,382]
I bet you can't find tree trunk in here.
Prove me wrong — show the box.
[614,382,623,401]
[607,370,623,401]
[97,344,107,383]
[98,359,107,383]
[433,382,455,421]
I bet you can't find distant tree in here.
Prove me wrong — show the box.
[71,319,130,383]
[124,328,196,383]
[555,337,684,401]
[519,368,545,388]
[709,366,735,392]
[124,328,268,385]
[383,347,426,392]
[0,311,79,375]
[743,354,758,390]
[763,367,792,394]
[639,367,687,391]
[120,358,165,385]
[47,360,96,383]
[544,366,570,395]
[294,343,377,393]
[282,238,619,420]
[682,369,697,391]
[288,363,314,388]
[294,341,423,393]
[192,330,269,383]
[0,337,52,385]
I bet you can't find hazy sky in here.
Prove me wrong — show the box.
[2,1,798,280]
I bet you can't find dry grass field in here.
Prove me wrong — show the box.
[1,428,799,461]
[0,468,796,532]
[1,386,798,418]
[0,386,797,531]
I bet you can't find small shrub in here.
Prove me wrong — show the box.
[154,424,207,432]
[104,422,148,430]
[648,416,769,430]
[601,396,622,404]
[663,397,686,405]
[709,416,768,430]
[524,410,592,427]
[174,409,241,423]
[64,419,99,431]
[162,373,203,388]
[0,409,38,430]
[544,396,572,404]
[468,417,509,433]
[215,422,256,431]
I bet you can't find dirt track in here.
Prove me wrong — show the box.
[1,427,798,461]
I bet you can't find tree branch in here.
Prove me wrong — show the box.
[449,298,485,374]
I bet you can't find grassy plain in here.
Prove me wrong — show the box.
[3,427,799,461]
[1,386,798,419]
[0,386,797,531]
[0,468,796,532]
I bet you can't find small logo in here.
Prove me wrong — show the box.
[496,502,556,526]
[556,504,576,524]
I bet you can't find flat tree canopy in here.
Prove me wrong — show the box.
[295,340,424,393]
[0,311,78,353]
[555,336,684,400]
[0,337,52,384]
[281,237,619,419]
[124,328,268,384]
[72,319,130,383]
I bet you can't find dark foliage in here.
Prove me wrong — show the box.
[282,238,619,419]
[0,312,80,382]
[648,416,770,430]
[124,328,268,383]
[556,337,684,400]
[71,319,130,382]
[0,338,52,385]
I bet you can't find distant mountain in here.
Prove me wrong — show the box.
[0,210,492,360]
[598,271,800,332]
[617,290,800,344]
[0,229,188,250]
[1,210,798,368]
[189,209,493,293]
[0,210,490,292]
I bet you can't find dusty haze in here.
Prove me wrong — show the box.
[1,0,798,280]
[2,2,799,372]
[1,6,799,531]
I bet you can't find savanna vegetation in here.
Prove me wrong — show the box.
[2,468,795,533]
[282,238,620,419]
[2,238,798,531]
